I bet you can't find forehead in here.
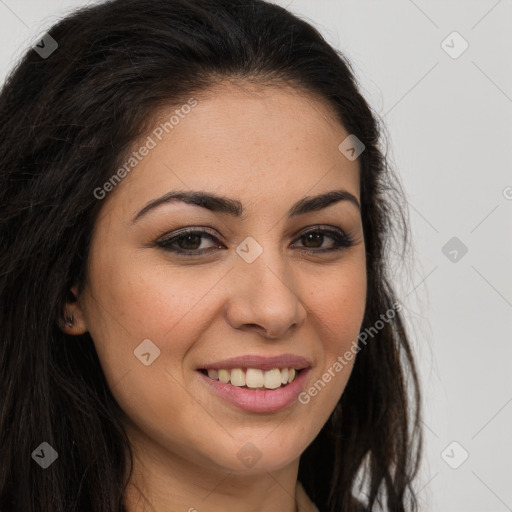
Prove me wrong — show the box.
[102,82,361,220]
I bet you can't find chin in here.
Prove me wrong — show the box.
[208,434,307,474]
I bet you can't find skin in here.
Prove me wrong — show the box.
[63,82,367,512]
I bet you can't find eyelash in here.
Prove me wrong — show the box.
[155,226,355,256]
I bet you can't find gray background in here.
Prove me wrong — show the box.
[1,1,511,511]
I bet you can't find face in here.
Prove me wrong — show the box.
[71,83,366,476]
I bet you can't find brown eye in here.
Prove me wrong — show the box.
[156,228,223,255]
[300,232,325,249]
[292,227,354,254]
[156,226,354,257]
[175,233,203,251]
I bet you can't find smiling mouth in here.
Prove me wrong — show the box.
[199,367,302,390]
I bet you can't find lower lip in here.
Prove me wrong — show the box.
[197,368,310,413]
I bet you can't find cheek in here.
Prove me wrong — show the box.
[87,250,227,350]
[308,256,367,352]
[82,255,217,452]
[298,256,366,415]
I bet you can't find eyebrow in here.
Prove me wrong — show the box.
[131,188,360,224]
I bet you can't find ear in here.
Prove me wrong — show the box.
[58,284,88,335]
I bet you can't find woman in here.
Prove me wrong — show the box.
[0,0,422,511]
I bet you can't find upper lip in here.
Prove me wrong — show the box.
[198,353,312,371]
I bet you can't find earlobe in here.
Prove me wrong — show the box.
[65,313,74,328]
[58,285,88,335]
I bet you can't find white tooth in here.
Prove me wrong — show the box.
[264,369,282,389]
[287,368,296,383]
[207,369,219,380]
[245,368,264,388]
[280,368,289,384]
[230,368,246,387]
[218,369,230,383]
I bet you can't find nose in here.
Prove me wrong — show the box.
[224,248,307,339]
